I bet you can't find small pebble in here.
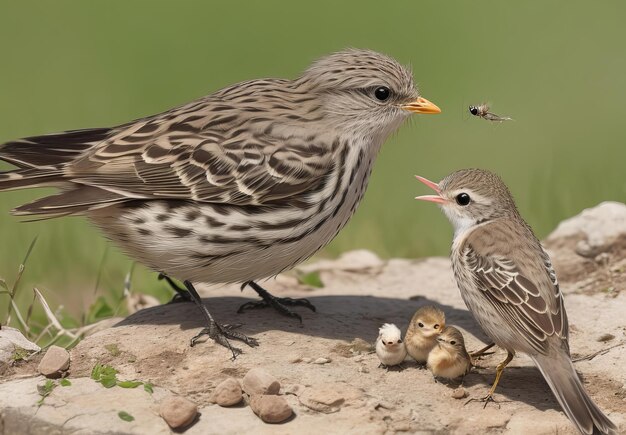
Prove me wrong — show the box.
[37,345,70,378]
[597,333,615,342]
[301,357,312,364]
[242,368,280,396]
[313,357,331,365]
[451,387,467,399]
[595,252,610,264]
[211,378,243,407]
[159,396,198,429]
[249,394,293,423]
[358,366,369,374]
[288,356,302,364]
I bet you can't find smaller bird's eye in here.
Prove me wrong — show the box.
[434,324,440,329]
[418,322,424,328]
[450,340,456,345]
[374,86,391,101]
[469,106,478,116]
[397,339,402,344]
[456,193,471,206]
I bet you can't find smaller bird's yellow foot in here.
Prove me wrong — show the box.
[464,393,503,409]
[469,342,496,358]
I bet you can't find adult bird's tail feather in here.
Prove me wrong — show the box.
[0,127,123,216]
[0,127,111,168]
[532,352,617,435]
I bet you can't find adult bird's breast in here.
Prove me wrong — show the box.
[88,137,378,285]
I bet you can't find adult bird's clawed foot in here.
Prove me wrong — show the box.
[183,280,258,360]
[238,281,316,323]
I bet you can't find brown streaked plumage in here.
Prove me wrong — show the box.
[405,305,445,364]
[415,168,616,435]
[0,48,440,355]
[427,325,471,380]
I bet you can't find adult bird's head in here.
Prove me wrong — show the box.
[415,169,520,235]
[299,48,440,138]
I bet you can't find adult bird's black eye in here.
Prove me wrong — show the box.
[418,322,424,328]
[374,86,390,101]
[456,193,471,206]
[450,340,456,345]
[469,106,478,116]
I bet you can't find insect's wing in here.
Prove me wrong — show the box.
[483,112,512,122]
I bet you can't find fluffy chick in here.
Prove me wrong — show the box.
[376,323,407,368]
[427,325,471,380]
[405,305,445,364]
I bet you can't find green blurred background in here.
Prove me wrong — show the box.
[1,1,625,324]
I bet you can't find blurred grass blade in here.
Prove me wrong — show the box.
[93,246,109,295]
[5,236,38,326]
[9,298,29,331]
[34,288,63,330]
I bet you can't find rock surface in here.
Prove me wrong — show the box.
[0,327,40,375]
[249,394,293,423]
[37,345,70,378]
[211,377,243,407]
[159,395,198,429]
[242,368,281,396]
[0,202,625,434]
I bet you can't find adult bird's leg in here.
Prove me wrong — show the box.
[183,280,258,359]
[470,342,496,358]
[237,281,316,323]
[158,273,192,303]
[481,350,515,407]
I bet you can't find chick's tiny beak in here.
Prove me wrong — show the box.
[414,175,446,204]
[402,97,441,114]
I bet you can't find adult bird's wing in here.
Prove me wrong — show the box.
[3,83,336,215]
[461,221,568,354]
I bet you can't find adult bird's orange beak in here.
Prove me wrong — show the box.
[402,97,441,114]
[414,175,447,204]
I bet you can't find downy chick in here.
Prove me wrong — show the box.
[376,323,407,368]
[427,325,472,380]
[405,305,445,364]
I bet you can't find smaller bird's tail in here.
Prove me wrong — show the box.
[532,352,617,435]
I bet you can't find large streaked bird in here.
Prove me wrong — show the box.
[415,169,616,435]
[0,48,441,357]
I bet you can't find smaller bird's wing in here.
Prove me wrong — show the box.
[462,224,567,354]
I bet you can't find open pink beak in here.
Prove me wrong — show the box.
[415,175,447,204]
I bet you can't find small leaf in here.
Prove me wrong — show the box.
[297,271,324,288]
[91,363,103,380]
[36,379,56,406]
[91,363,119,388]
[118,411,135,422]
[117,380,142,389]
[100,375,118,388]
[59,378,72,387]
[143,383,154,394]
